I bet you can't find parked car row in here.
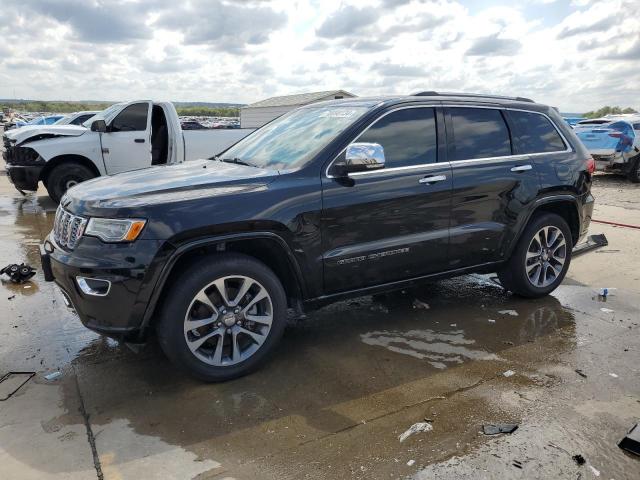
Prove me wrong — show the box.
[35,91,596,381]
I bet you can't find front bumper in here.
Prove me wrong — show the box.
[6,164,43,191]
[39,234,168,339]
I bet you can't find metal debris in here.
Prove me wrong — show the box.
[618,423,640,456]
[406,459,415,466]
[399,422,433,442]
[575,369,588,378]
[1,263,36,283]
[482,424,518,435]
[44,371,62,381]
[503,370,516,377]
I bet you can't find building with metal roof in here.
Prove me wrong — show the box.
[240,90,356,128]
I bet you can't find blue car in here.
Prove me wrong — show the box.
[14,115,65,128]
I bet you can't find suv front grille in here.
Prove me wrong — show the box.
[53,207,87,250]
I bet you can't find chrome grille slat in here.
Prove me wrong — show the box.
[53,206,87,250]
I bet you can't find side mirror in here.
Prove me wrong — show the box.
[90,119,107,133]
[337,142,385,175]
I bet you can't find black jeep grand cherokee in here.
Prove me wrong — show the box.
[40,92,595,381]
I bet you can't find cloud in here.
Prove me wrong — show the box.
[602,40,640,60]
[466,34,522,56]
[373,63,428,77]
[557,14,617,38]
[17,0,153,43]
[316,5,378,38]
[385,13,451,36]
[155,0,286,53]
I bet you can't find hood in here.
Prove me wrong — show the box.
[64,159,278,213]
[8,124,87,145]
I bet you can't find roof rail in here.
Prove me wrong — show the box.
[410,91,535,103]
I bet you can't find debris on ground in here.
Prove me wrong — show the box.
[575,369,588,378]
[600,307,615,313]
[512,460,523,469]
[412,299,430,310]
[399,422,433,442]
[488,319,496,323]
[482,424,519,435]
[609,373,619,378]
[0,263,36,283]
[43,371,62,381]
[406,459,415,466]
[7,295,15,300]
[618,423,640,456]
[588,465,600,477]
[450,323,457,327]
[498,309,519,316]
[503,370,516,377]
[572,454,586,465]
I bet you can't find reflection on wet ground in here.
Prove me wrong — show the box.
[1,178,640,479]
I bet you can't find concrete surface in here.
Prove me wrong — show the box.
[1,149,639,479]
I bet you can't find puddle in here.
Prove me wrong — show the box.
[361,328,501,369]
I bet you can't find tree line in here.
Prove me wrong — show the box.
[583,106,637,119]
[1,101,240,117]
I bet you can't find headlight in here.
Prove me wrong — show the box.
[85,218,146,242]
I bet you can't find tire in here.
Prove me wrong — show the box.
[156,253,287,382]
[498,213,573,298]
[46,163,95,203]
[626,155,640,183]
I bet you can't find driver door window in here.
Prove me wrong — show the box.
[111,103,148,132]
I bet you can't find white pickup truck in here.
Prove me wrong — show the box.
[2,100,253,202]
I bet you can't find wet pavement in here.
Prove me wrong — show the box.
[1,158,639,479]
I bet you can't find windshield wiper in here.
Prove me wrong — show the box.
[218,157,258,168]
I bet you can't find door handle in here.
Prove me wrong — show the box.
[511,164,532,172]
[419,174,447,184]
[134,138,145,143]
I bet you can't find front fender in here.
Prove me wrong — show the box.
[23,132,106,175]
[137,231,306,335]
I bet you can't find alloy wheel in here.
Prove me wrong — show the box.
[525,226,567,288]
[183,275,273,366]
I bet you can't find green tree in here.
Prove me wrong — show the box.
[583,106,638,118]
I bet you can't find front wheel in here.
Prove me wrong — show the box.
[46,163,95,203]
[157,253,287,382]
[498,213,573,298]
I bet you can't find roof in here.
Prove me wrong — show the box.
[244,90,355,109]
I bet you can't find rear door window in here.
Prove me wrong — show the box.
[509,111,566,153]
[357,107,437,167]
[449,108,511,161]
[111,103,149,132]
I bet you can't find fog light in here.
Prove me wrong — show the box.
[76,276,111,296]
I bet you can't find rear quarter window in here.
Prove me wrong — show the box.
[509,111,566,154]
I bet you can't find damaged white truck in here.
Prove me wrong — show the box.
[2,100,252,202]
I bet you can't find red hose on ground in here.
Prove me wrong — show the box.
[592,219,640,230]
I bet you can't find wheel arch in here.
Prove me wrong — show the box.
[39,154,101,187]
[139,232,307,335]
[508,195,581,258]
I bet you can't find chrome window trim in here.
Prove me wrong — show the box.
[325,104,439,179]
[442,105,572,163]
[324,104,573,179]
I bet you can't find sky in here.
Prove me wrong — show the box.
[0,0,638,112]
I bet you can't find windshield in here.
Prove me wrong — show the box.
[83,103,125,128]
[220,105,370,170]
[55,115,71,125]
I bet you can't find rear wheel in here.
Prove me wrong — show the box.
[498,213,572,298]
[157,253,287,382]
[626,155,640,183]
[46,163,95,203]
